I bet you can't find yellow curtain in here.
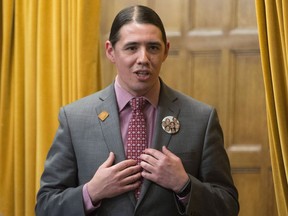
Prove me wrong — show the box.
[255,0,288,215]
[0,1,101,216]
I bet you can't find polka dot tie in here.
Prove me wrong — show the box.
[126,97,147,199]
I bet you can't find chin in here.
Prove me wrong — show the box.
[131,86,150,96]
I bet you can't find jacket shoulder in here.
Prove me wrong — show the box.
[161,81,214,114]
[62,84,115,113]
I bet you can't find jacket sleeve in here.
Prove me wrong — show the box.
[183,109,239,216]
[35,108,86,216]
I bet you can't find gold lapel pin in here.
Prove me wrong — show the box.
[161,116,180,134]
[98,111,109,121]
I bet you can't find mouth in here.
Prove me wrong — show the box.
[134,70,151,79]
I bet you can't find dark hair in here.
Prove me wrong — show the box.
[109,5,167,47]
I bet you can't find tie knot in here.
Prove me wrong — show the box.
[129,97,147,111]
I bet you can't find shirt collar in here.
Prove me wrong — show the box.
[114,75,160,112]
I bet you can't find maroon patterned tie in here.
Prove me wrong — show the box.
[126,97,147,199]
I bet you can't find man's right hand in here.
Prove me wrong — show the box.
[87,152,142,205]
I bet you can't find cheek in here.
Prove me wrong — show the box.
[115,59,134,78]
[115,55,136,68]
[151,58,164,69]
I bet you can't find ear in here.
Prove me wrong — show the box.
[105,40,115,63]
[162,41,170,62]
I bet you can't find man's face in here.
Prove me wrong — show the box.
[106,22,169,96]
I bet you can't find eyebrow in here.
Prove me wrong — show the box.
[123,41,162,47]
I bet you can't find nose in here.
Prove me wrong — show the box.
[137,47,149,65]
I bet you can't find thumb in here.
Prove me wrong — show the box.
[162,146,176,158]
[100,152,115,168]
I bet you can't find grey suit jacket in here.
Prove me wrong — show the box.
[35,80,239,216]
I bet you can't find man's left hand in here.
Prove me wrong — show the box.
[140,146,189,193]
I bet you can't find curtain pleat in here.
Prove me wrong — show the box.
[0,1,101,215]
[0,1,17,215]
[255,0,288,215]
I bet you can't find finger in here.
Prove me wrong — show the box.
[140,160,155,174]
[118,164,142,178]
[140,153,158,166]
[141,169,155,181]
[121,172,142,185]
[143,148,164,160]
[120,180,142,192]
[113,159,139,171]
[100,152,115,168]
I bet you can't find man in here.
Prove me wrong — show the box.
[35,5,239,216]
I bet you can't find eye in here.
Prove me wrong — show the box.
[150,45,159,50]
[123,43,138,52]
[126,46,137,51]
[148,44,161,53]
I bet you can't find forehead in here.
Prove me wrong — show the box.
[117,22,164,44]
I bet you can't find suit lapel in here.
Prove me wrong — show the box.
[95,85,127,163]
[152,86,180,150]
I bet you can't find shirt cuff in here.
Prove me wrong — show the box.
[176,179,191,205]
[176,192,190,205]
[82,183,101,214]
